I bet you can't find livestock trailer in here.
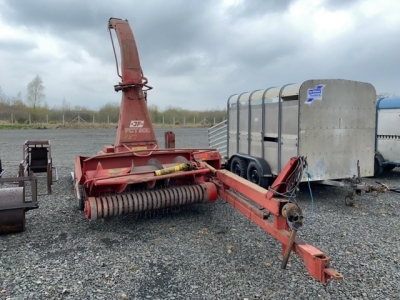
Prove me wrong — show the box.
[209,79,377,188]
[375,97,400,175]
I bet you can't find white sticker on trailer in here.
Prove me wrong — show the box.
[305,85,325,104]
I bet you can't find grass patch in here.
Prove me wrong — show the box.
[0,123,37,129]
[0,122,117,130]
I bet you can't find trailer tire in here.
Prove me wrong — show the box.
[374,153,384,177]
[383,164,396,172]
[77,185,85,211]
[345,195,355,206]
[231,157,248,179]
[247,161,269,189]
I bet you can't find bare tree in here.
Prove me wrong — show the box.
[0,85,9,105]
[26,75,45,109]
[61,97,71,111]
[377,92,399,99]
[11,92,24,107]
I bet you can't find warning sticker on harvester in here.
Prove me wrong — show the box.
[305,85,325,104]
[125,127,151,134]
[129,120,144,128]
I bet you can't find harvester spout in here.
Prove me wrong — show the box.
[108,18,157,152]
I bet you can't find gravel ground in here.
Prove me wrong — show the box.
[0,128,399,300]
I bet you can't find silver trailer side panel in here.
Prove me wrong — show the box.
[238,92,251,154]
[298,79,376,180]
[228,94,239,158]
[227,79,376,182]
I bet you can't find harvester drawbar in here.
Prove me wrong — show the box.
[73,17,342,283]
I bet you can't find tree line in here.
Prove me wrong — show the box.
[0,75,227,125]
[4,75,394,126]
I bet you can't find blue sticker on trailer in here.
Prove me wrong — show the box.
[305,85,325,104]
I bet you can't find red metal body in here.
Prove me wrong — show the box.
[108,18,157,153]
[74,18,222,209]
[75,149,221,196]
[73,17,341,283]
[164,131,176,148]
[210,157,342,283]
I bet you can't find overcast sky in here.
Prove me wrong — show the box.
[0,0,399,111]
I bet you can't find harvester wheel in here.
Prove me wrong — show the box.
[230,157,248,179]
[247,161,269,189]
[77,185,85,211]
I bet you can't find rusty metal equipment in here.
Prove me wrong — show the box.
[73,17,342,283]
[321,161,396,205]
[206,156,342,282]
[19,140,57,194]
[0,174,38,234]
[165,131,176,149]
[74,18,223,214]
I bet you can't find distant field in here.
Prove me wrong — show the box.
[0,122,211,130]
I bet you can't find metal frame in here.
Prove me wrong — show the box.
[19,140,57,195]
[277,83,294,173]
[261,87,277,160]
[209,157,342,283]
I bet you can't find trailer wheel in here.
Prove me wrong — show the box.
[383,164,396,172]
[374,153,384,177]
[231,157,248,179]
[247,161,269,188]
[344,195,355,206]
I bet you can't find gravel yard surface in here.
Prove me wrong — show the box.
[0,128,399,300]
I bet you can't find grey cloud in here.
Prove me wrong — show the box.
[2,0,108,32]
[323,0,362,9]
[0,39,36,53]
[226,0,295,19]
[0,0,399,111]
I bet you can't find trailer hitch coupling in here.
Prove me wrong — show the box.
[281,202,304,269]
[282,202,304,229]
